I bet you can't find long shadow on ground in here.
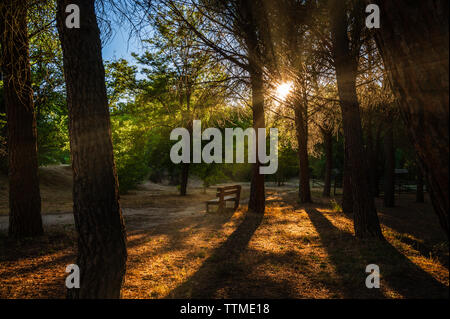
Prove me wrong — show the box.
[305,208,448,298]
[168,210,264,298]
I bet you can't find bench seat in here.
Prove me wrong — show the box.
[206,185,241,213]
[207,195,237,203]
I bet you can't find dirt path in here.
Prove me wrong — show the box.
[0,205,208,232]
[0,179,253,232]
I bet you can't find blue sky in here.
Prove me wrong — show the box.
[102,27,142,62]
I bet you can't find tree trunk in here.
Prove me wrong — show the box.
[366,118,381,197]
[322,129,332,197]
[330,0,383,239]
[0,0,43,238]
[180,163,189,196]
[416,167,425,203]
[383,122,395,207]
[56,0,127,298]
[0,83,7,175]
[241,0,266,215]
[372,124,382,197]
[341,139,353,214]
[248,67,266,214]
[294,102,312,203]
[372,0,449,237]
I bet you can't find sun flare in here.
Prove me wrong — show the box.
[275,82,293,101]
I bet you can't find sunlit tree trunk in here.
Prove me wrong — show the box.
[56,0,127,298]
[0,0,43,238]
[372,0,448,237]
[330,0,383,239]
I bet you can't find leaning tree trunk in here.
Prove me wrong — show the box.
[248,67,266,214]
[322,129,332,197]
[330,0,383,239]
[372,0,449,237]
[0,0,43,238]
[383,121,395,207]
[294,101,312,203]
[56,0,127,298]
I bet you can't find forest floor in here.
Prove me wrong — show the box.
[0,165,448,298]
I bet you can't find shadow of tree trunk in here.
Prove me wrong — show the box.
[168,210,264,298]
[305,208,448,298]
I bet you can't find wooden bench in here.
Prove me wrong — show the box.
[206,185,241,213]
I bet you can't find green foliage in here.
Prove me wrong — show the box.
[273,141,298,183]
[192,163,229,189]
[310,135,344,179]
[111,112,151,193]
[105,59,138,109]
[28,0,70,165]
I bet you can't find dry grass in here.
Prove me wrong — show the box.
[0,169,448,299]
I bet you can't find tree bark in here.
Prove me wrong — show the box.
[0,0,43,238]
[248,67,266,214]
[330,0,383,239]
[341,139,353,214]
[372,124,382,197]
[416,166,424,203]
[383,121,395,207]
[322,129,332,197]
[372,0,449,237]
[241,0,266,215]
[180,163,189,196]
[56,0,127,298]
[294,101,312,203]
[366,119,381,197]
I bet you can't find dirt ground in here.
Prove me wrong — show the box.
[0,166,448,298]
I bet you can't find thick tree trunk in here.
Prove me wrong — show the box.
[248,67,266,214]
[294,102,312,203]
[341,139,353,214]
[330,0,383,239]
[383,122,395,207]
[0,84,7,175]
[372,125,382,197]
[56,0,127,298]
[322,130,332,197]
[373,0,449,237]
[366,119,381,197]
[0,0,43,238]
[180,163,189,196]
[240,0,266,215]
[416,166,424,203]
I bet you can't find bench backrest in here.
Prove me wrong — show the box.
[216,185,241,199]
